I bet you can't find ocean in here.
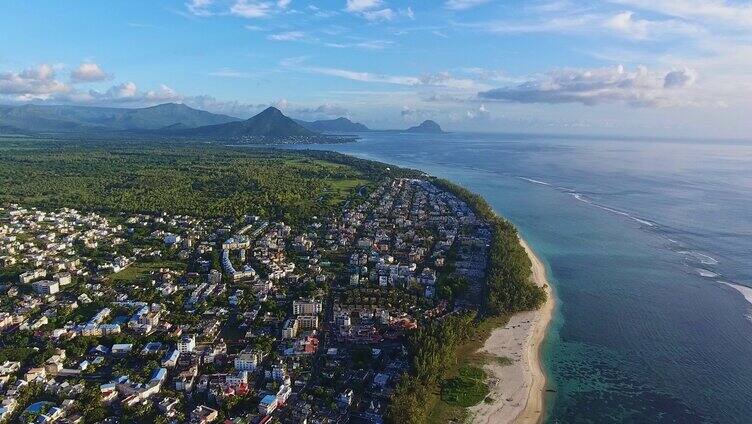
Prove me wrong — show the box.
[286,131,752,423]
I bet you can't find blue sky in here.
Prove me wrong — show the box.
[2,0,752,138]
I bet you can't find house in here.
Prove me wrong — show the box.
[111,344,133,354]
[190,405,218,424]
[258,394,278,416]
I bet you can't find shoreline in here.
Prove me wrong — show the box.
[470,237,555,424]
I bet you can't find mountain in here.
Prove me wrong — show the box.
[405,120,444,134]
[296,117,369,132]
[165,107,318,139]
[0,103,239,133]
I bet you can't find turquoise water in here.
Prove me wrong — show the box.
[285,132,752,423]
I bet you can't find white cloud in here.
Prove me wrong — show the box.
[306,66,421,85]
[466,103,490,119]
[70,62,109,83]
[445,0,492,11]
[267,31,307,41]
[603,11,701,40]
[324,39,393,49]
[345,0,402,21]
[362,8,394,21]
[230,0,273,18]
[297,64,488,91]
[185,0,214,16]
[610,0,752,28]
[209,68,255,78]
[345,0,383,12]
[479,65,699,107]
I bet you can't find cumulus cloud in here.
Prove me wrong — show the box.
[663,68,698,88]
[479,65,699,107]
[0,64,70,100]
[0,62,185,107]
[70,62,110,83]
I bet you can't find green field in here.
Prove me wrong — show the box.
[441,365,489,407]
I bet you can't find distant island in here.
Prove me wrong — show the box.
[295,117,369,133]
[405,120,445,134]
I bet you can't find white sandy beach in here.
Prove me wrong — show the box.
[470,238,554,424]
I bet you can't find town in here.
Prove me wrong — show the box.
[0,178,491,424]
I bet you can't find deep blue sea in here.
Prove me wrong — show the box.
[285,132,752,423]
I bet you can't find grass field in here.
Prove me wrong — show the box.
[110,260,186,284]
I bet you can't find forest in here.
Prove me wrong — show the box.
[0,137,419,224]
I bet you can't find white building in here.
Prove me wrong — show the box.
[178,334,196,353]
[32,280,59,295]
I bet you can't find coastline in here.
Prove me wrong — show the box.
[470,238,554,424]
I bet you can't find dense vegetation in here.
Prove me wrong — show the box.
[0,137,419,223]
[432,178,547,315]
[387,312,478,424]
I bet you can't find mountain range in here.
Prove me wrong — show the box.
[160,106,316,139]
[0,103,238,134]
[0,102,445,141]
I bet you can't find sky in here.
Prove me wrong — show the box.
[1,0,752,138]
